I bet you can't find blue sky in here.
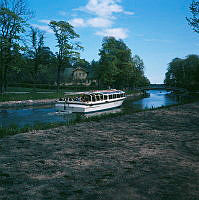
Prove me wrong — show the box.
[29,0,199,83]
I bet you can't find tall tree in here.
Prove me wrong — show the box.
[0,0,30,93]
[49,20,82,92]
[27,27,45,88]
[187,1,199,33]
[97,37,149,89]
[98,37,132,88]
[132,55,145,87]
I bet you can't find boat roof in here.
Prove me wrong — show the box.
[86,89,125,95]
[64,89,125,97]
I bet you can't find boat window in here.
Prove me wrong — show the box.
[100,94,103,100]
[104,95,107,100]
[83,95,91,102]
[113,94,116,99]
[109,95,113,99]
[96,95,100,101]
[92,95,96,102]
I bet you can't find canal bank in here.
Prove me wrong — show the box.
[0,101,199,199]
[0,98,56,109]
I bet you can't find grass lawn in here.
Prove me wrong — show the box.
[0,87,64,102]
[0,93,62,102]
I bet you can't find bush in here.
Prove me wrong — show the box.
[8,83,99,91]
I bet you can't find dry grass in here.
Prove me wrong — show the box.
[0,102,199,199]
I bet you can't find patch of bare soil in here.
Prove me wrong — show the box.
[0,102,199,200]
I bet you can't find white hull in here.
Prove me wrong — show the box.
[55,98,125,113]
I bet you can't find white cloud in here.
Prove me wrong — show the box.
[87,17,113,27]
[59,11,67,17]
[31,24,53,33]
[75,0,134,18]
[69,17,112,28]
[83,0,123,17]
[69,18,87,27]
[123,11,135,15]
[96,28,128,39]
[38,19,51,24]
[71,0,133,38]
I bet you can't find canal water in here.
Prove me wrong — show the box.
[0,90,195,128]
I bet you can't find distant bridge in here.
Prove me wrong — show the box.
[138,84,186,92]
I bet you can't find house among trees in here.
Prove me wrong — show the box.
[73,67,88,80]
[64,66,95,86]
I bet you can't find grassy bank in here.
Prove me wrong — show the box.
[0,92,62,102]
[0,122,68,138]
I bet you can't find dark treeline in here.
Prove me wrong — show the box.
[0,0,149,93]
[164,54,199,90]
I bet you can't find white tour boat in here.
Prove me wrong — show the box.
[55,89,126,113]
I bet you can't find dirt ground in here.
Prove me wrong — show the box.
[0,102,199,200]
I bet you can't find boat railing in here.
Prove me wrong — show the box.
[60,92,126,103]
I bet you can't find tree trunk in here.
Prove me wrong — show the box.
[33,60,39,92]
[0,42,4,94]
[0,63,6,94]
[2,64,8,92]
[0,72,3,94]
[57,65,61,93]
[1,45,12,93]
[0,65,3,94]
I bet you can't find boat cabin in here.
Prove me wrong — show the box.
[65,90,125,103]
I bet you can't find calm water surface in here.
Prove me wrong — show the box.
[0,90,192,128]
[130,90,177,110]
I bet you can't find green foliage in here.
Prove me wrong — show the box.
[187,1,199,33]
[0,0,31,93]
[72,58,90,70]
[27,27,46,83]
[95,37,150,89]
[164,54,199,90]
[7,83,98,91]
[49,20,83,91]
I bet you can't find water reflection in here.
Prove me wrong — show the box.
[84,108,122,118]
